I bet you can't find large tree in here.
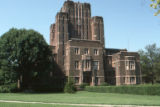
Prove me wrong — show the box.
[0,28,53,89]
[139,44,160,84]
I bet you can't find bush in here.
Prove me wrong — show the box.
[64,78,76,93]
[79,83,89,89]
[100,82,110,86]
[0,83,18,93]
[0,86,10,93]
[85,85,160,96]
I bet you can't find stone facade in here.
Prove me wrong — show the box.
[105,49,142,85]
[50,0,142,86]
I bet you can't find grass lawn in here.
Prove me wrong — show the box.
[0,91,160,106]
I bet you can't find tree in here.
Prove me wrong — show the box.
[0,28,53,89]
[150,0,160,16]
[139,44,160,84]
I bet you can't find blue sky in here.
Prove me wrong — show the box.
[0,0,160,51]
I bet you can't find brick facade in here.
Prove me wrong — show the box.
[50,0,142,86]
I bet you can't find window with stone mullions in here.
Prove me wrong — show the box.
[75,48,79,55]
[86,60,90,69]
[125,60,135,70]
[94,49,98,55]
[84,48,89,54]
[130,61,135,70]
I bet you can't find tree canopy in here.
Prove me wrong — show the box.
[0,28,53,89]
[139,43,160,84]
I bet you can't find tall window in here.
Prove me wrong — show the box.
[97,22,100,40]
[94,49,99,55]
[75,61,79,69]
[75,48,80,55]
[84,48,89,55]
[93,61,99,70]
[130,61,135,70]
[125,60,135,70]
[85,60,90,69]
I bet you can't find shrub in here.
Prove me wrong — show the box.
[79,83,89,89]
[0,83,18,93]
[85,85,160,96]
[100,82,110,86]
[64,78,76,93]
[0,86,10,93]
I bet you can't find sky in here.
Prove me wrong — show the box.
[0,0,160,52]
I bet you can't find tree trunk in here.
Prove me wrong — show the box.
[17,75,23,89]
[151,71,154,85]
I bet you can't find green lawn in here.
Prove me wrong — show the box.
[0,91,160,106]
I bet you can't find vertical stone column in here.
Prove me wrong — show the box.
[54,12,69,72]
[79,60,84,84]
[50,24,55,46]
[92,69,96,86]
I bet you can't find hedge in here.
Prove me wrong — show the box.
[85,85,160,95]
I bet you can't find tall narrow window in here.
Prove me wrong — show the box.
[97,22,101,40]
[75,61,79,69]
[125,61,129,70]
[94,49,99,55]
[75,48,80,55]
[130,61,135,70]
[84,48,89,55]
[86,60,90,69]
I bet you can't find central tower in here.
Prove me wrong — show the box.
[61,1,91,39]
[50,0,105,85]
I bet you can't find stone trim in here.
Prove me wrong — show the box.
[115,75,141,78]
[69,46,103,49]
[112,60,140,63]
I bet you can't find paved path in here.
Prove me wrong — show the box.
[0,100,159,107]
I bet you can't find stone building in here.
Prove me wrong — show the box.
[50,0,142,86]
[105,48,142,85]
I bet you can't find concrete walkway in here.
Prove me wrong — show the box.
[0,100,159,107]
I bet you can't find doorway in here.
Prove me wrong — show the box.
[83,72,92,85]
